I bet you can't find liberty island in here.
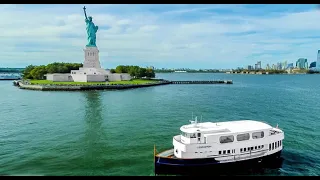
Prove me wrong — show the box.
[14,7,231,90]
[12,6,165,90]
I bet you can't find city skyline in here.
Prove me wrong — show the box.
[1,4,320,69]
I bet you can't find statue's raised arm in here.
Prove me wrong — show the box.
[83,6,88,20]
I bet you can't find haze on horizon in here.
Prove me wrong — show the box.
[1,4,320,69]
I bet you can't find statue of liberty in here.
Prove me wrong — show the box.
[83,6,99,47]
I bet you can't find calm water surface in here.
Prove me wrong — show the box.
[0,73,319,176]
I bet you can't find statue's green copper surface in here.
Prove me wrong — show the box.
[83,6,98,47]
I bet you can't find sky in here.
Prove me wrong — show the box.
[1,4,320,69]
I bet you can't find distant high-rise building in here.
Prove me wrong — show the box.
[247,65,253,70]
[310,61,316,68]
[287,63,294,69]
[296,58,308,69]
[266,64,270,70]
[317,50,320,69]
[282,61,287,70]
[276,62,282,70]
[257,61,261,69]
[272,64,276,70]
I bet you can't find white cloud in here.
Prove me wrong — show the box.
[0,4,320,68]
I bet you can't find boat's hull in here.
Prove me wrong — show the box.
[154,150,283,175]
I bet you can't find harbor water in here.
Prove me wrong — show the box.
[0,73,319,176]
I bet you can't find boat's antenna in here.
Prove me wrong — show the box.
[191,112,193,121]
[200,115,202,123]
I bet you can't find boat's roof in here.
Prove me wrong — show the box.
[180,120,273,134]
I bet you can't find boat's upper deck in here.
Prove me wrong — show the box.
[180,120,274,134]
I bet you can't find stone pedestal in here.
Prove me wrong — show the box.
[83,47,101,68]
[69,46,111,82]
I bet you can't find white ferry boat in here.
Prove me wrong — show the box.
[154,117,284,175]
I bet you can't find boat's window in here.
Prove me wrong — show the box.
[278,141,280,147]
[240,148,243,152]
[275,142,278,148]
[236,133,250,141]
[244,148,246,151]
[258,146,260,149]
[272,143,274,150]
[190,133,196,138]
[181,132,192,138]
[269,144,271,150]
[227,150,230,154]
[195,152,198,153]
[219,135,234,144]
[255,146,257,150]
[181,131,185,137]
[280,140,282,146]
[251,147,253,150]
[262,145,264,148]
[252,131,264,139]
[219,151,221,155]
[197,133,201,137]
[223,150,226,154]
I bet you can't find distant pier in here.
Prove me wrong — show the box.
[170,80,233,84]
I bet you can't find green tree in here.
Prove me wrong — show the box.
[23,62,83,79]
[22,65,36,79]
[128,66,140,77]
[136,68,146,78]
[46,63,59,74]
[145,68,155,78]
[30,65,47,80]
[113,65,157,78]
[115,65,126,73]
[110,69,116,73]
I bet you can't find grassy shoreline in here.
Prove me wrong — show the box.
[29,79,160,85]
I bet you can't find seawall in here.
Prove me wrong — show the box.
[16,79,233,91]
[18,81,172,91]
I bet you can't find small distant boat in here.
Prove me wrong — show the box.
[174,70,187,73]
[154,116,284,175]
